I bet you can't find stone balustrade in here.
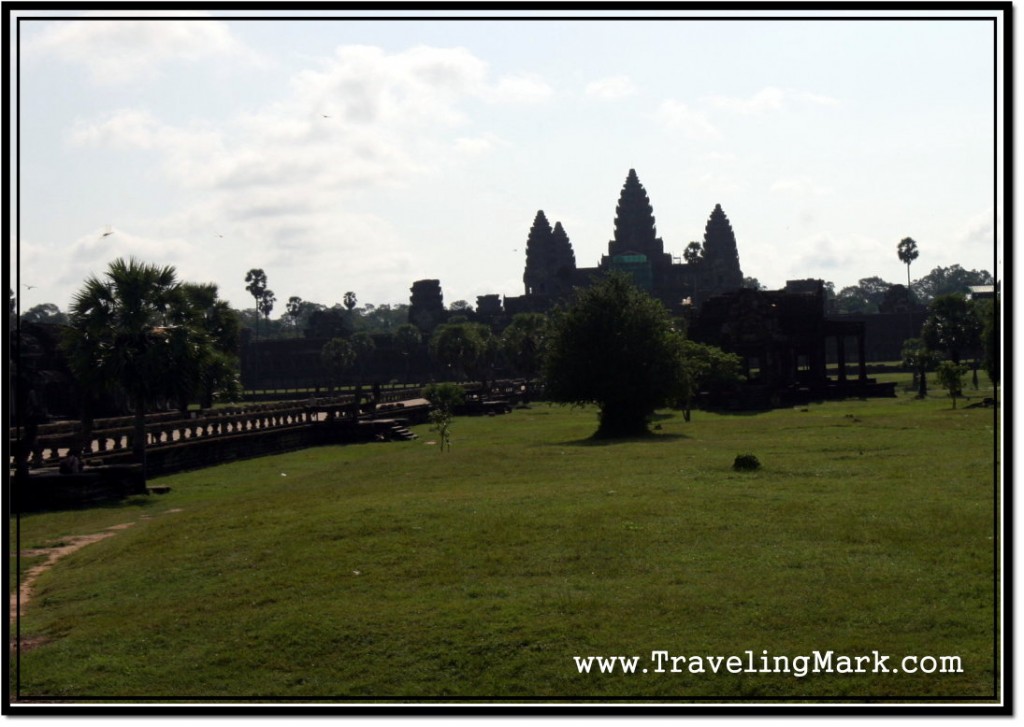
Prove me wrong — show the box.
[9,380,535,471]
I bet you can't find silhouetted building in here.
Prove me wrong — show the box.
[408,279,445,333]
[690,280,896,407]
[507,169,745,314]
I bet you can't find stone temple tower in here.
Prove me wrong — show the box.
[697,203,744,299]
[523,210,576,298]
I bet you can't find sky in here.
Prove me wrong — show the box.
[9,6,1005,316]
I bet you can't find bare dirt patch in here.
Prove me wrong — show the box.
[10,509,184,654]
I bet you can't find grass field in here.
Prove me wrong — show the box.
[10,376,1000,702]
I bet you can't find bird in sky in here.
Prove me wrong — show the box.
[101,225,113,237]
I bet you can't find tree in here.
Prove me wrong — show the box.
[901,337,939,399]
[63,257,187,472]
[501,312,549,382]
[935,360,969,409]
[429,322,488,382]
[449,300,473,313]
[833,276,894,314]
[423,382,465,453]
[305,305,350,339]
[975,296,999,386]
[358,303,410,333]
[320,337,355,392]
[244,269,268,338]
[343,291,357,312]
[544,272,687,438]
[683,241,703,265]
[921,294,982,365]
[172,282,242,411]
[878,284,916,314]
[21,303,69,325]
[674,340,742,421]
[394,323,422,383]
[350,331,376,384]
[285,296,306,336]
[897,237,919,293]
[911,264,993,305]
[258,289,276,325]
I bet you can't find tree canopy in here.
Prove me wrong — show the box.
[921,294,982,364]
[543,272,687,438]
[63,257,222,469]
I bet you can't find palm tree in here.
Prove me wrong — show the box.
[244,268,267,338]
[63,257,185,474]
[897,237,919,290]
[897,237,919,339]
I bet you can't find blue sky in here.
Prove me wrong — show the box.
[11,7,1004,314]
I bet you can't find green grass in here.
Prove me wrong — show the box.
[10,378,1000,701]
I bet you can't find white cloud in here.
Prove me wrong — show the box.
[770,176,833,197]
[25,15,265,84]
[486,73,554,104]
[705,86,840,115]
[453,133,502,156]
[652,100,721,140]
[585,74,637,99]
[58,44,554,307]
[782,231,887,282]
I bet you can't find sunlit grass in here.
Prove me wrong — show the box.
[11,377,999,701]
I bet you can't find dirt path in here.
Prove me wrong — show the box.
[10,508,184,653]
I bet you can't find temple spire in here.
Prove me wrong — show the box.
[523,211,576,297]
[609,168,665,260]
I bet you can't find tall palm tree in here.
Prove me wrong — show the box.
[63,257,185,474]
[244,268,267,339]
[897,237,919,339]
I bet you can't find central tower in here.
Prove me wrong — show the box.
[602,169,672,294]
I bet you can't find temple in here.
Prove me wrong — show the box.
[505,169,745,315]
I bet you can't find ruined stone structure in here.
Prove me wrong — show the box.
[689,280,896,407]
[408,279,445,332]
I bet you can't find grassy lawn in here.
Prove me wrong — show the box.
[10,377,1000,702]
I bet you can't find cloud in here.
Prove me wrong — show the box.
[652,100,721,140]
[769,176,833,197]
[485,73,554,104]
[781,232,887,281]
[957,207,995,248]
[705,86,841,115]
[60,44,554,307]
[453,133,503,156]
[585,74,637,100]
[25,14,265,84]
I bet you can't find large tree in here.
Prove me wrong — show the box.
[544,272,687,438]
[911,264,993,305]
[501,312,549,382]
[178,282,242,409]
[429,322,488,382]
[63,258,188,472]
[833,276,894,314]
[921,293,982,365]
[320,337,355,393]
[975,296,999,386]
[21,302,69,325]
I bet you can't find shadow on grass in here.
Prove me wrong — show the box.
[552,431,691,447]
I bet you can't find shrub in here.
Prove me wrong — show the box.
[733,454,761,471]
